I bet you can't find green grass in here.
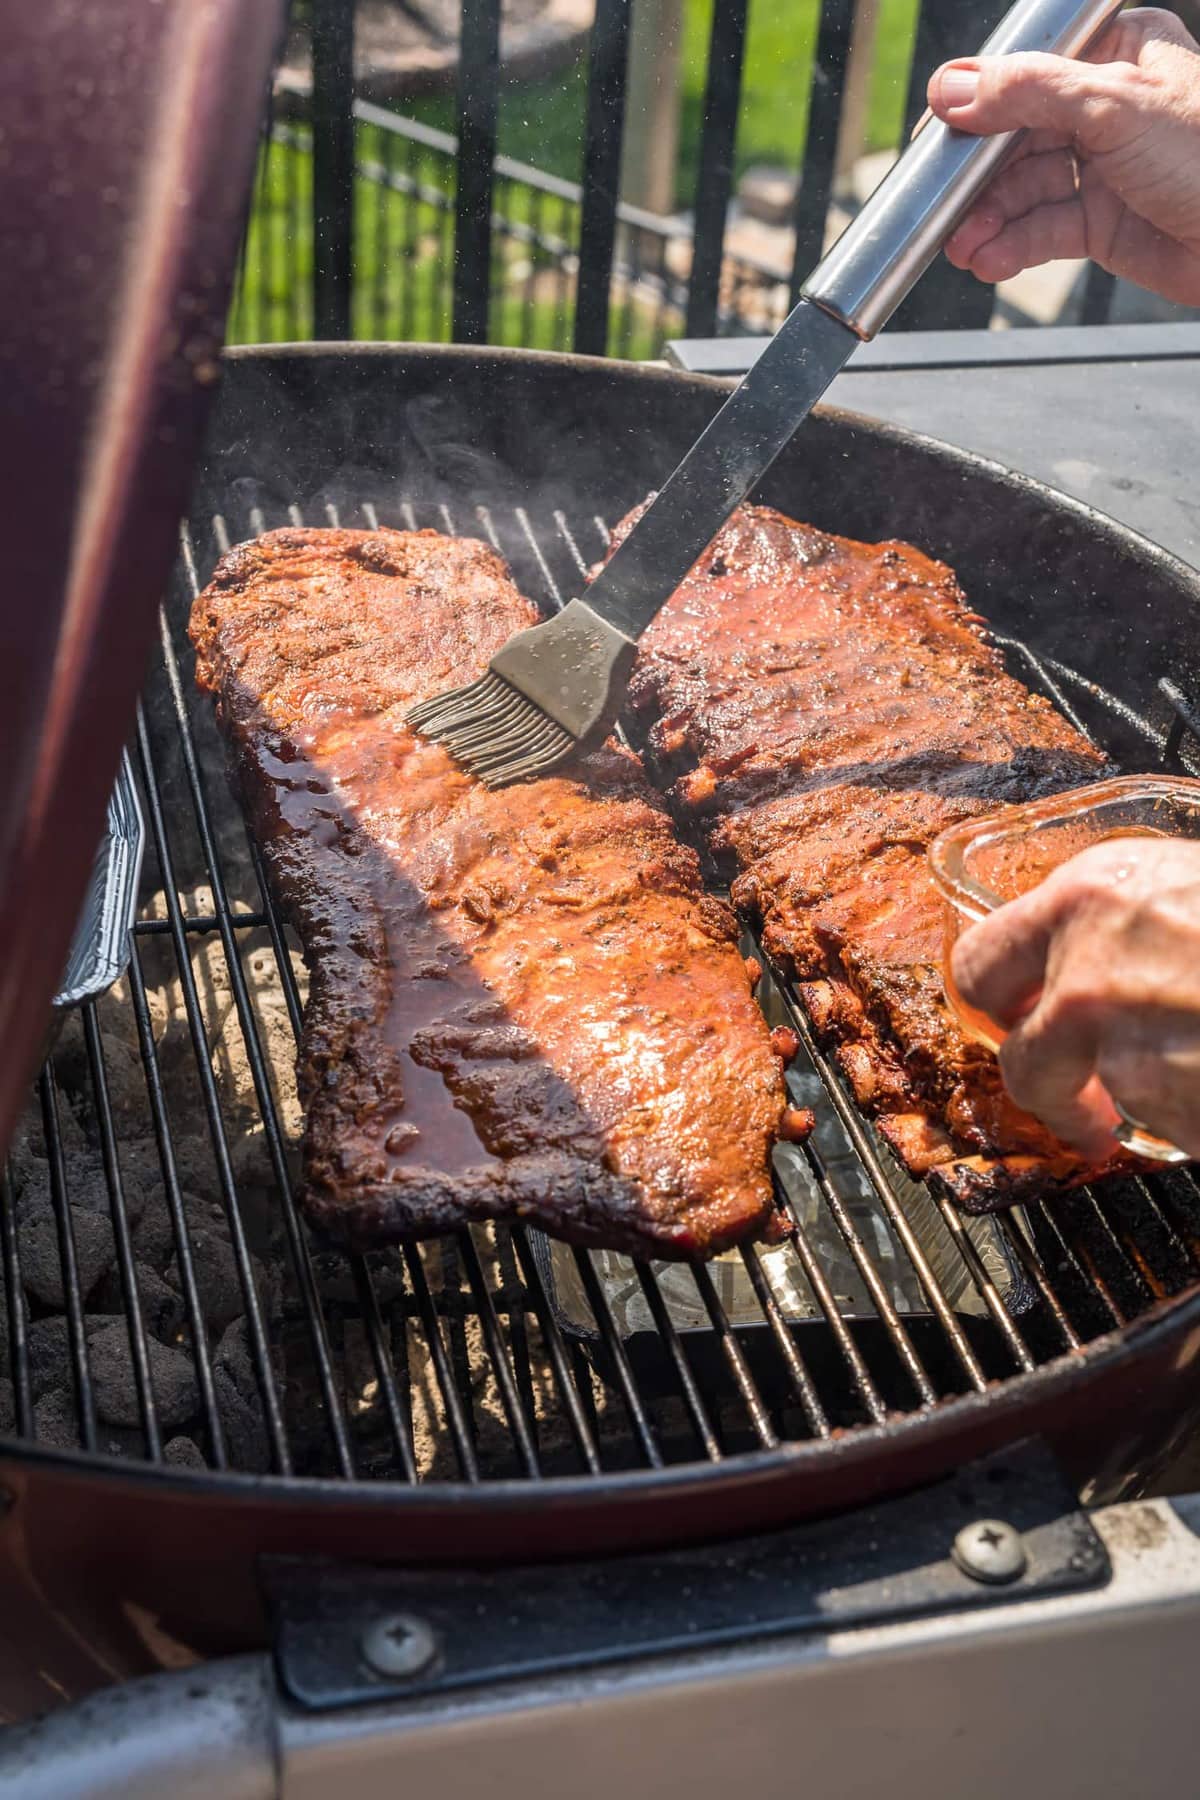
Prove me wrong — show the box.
[229,123,677,355]
[401,0,922,203]
[229,0,925,351]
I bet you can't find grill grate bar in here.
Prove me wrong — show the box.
[134,912,267,936]
[1080,1188,1157,1307]
[402,1244,480,1481]
[996,1212,1082,1353]
[573,1249,664,1468]
[775,1175,887,1427]
[776,976,989,1394]
[934,1195,1035,1375]
[1033,1200,1125,1329]
[176,527,357,1478]
[1159,1171,1200,1267]
[0,1172,32,1436]
[633,1263,722,1460]
[689,1260,779,1448]
[37,1071,98,1454]
[997,637,1098,741]
[351,1256,418,1481]
[553,509,591,579]
[125,938,227,1464]
[458,1230,542,1478]
[81,1009,165,1460]
[1123,1176,1196,1293]
[509,1228,603,1474]
[515,507,568,611]
[492,1232,537,1438]
[798,1137,936,1408]
[133,703,293,1473]
[738,1246,831,1437]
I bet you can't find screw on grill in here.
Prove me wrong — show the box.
[360,1613,440,1680]
[951,1519,1027,1585]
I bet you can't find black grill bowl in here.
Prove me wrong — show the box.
[4,344,1200,1708]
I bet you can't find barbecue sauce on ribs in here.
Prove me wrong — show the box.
[614,502,1131,1211]
[190,527,789,1257]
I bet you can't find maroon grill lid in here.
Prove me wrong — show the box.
[0,0,284,1153]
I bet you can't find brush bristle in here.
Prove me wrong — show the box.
[406,670,578,788]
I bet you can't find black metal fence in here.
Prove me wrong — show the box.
[227,90,796,355]
[229,0,1120,356]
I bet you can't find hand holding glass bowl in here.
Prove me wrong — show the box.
[928,777,1200,1165]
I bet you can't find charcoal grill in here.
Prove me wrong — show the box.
[7,343,1200,1792]
[5,348,1200,1761]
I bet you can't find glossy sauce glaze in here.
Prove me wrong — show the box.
[190,527,790,1258]
[614,501,1132,1213]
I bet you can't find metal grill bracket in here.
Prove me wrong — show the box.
[265,1440,1109,1712]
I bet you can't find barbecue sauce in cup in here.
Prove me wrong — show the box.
[928,776,1200,1165]
[943,826,1168,1054]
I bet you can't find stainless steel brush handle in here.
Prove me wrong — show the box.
[803,0,1126,340]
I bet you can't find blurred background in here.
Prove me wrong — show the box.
[229,0,1200,357]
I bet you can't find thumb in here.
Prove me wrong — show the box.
[928,52,1129,150]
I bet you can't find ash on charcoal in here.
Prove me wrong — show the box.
[165,1224,245,1335]
[27,1316,87,1401]
[92,1263,187,1346]
[42,1008,146,1142]
[228,1124,281,1195]
[20,1209,116,1310]
[132,1134,228,1209]
[33,1388,81,1452]
[0,1380,14,1433]
[163,1435,207,1470]
[89,1320,199,1430]
[213,1318,271,1474]
[136,1265,188,1344]
[130,1188,184,1273]
[108,1139,188,1225]
[11,1137,157,1228]
[128,1175,281,1333]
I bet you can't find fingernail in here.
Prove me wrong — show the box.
[939,68,979,109]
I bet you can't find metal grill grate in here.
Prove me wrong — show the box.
[5,492,1200,1485]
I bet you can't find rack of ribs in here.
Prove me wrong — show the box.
[190,527,793,1258]
[614,502,1129,1212]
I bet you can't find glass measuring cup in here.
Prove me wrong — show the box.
[928,775,1200,1165]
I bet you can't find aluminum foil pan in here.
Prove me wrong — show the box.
[51,750,144,1015]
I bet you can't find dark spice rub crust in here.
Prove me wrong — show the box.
[190,527,788,1258]
[614,502,1134,1212]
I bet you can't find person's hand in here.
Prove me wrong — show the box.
[951,836,1200,1160]
[927,7,1200,305]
